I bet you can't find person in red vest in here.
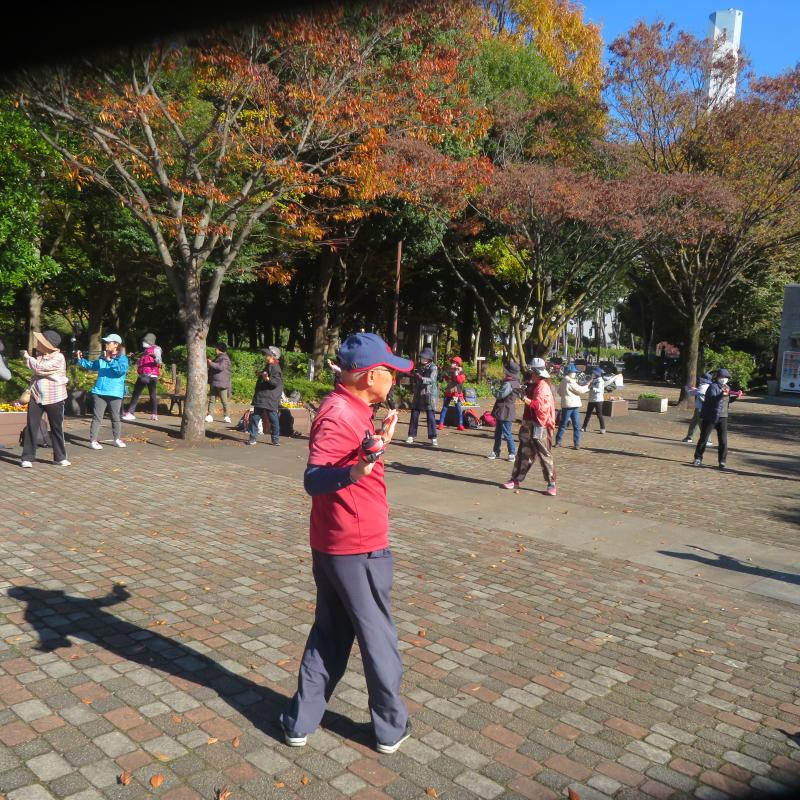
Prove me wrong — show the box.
[437,355,466,430]
[123,333,162,421]
[281,333,414,755]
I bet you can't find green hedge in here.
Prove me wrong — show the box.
[167,346,333,403]
[703,346,755,391]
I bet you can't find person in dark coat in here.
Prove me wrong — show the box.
[247,346,283,446]
[487,362,521,461]
[206,342,232,424]
[405,347,438,446]
[693,368,743,470]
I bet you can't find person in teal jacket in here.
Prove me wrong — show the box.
[76,333,129,450]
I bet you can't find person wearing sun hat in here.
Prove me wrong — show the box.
[20,330,70,468]
[555,363,588,449]
[281,332,414,756]
[503,358,557,495]
[76,333,129,450]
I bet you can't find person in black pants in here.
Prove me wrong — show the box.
[405,348,438,446]
[247,346,283,446]
[21,331,70,468]
[693,368,742,470]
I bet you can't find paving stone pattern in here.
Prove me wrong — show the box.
[1,387,799,799]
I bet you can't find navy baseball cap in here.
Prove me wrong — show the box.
[717,368,730,378]
[337,333,414,373]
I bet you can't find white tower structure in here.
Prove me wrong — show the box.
[706,9,743,107]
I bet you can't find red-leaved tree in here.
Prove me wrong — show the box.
[12,1,487,441]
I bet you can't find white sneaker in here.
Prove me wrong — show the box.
[507,453,515,461]
[122,412,136,421]
[204,414,213,423]
[114,439,127,448]
[150,414,159,421]
[90,441,103,450]
[21,460,33,469]
[430,438,438,447]
[223,416,231,424]
[55,460,71,467]
[487,452,497,460]
[405,436,414,444]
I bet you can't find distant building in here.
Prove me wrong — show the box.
[706,9,743,107]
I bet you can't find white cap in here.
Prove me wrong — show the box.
[529,357,546,369]
[101,334,123,344]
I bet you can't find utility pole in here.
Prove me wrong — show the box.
[391,240,402,352]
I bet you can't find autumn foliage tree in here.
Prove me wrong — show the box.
[12,1,488,442]
[609,22,800,396]
[450,164,646,363]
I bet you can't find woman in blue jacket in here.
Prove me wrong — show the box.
[76,333,129,450]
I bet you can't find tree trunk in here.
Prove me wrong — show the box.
[311,246,335,372]
[87,284,114,359]
[180,321,209,443]
[458,290,475,361]
[28,289,43,352]
[681,315,703,408]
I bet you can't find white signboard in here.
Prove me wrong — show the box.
[780,350,800,393]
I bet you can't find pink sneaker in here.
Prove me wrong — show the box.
[546,483,557,496]
[502,480,519,490]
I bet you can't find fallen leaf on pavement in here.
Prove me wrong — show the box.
[150,774,164,788]
[216,788,232,800]
[426,789,439,798]
[418,629,427,637]
[118,772,132,785]
[171,715,182,724]
[207,737,218,744]
[232,736,240,748]
[300,775,310,785]
[568,788,582,800]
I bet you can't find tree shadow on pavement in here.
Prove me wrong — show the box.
[385,460,506,488]
[585,447,800,482]
[656,547,800,586]
[6,584,371,747]
[603,429,800,462]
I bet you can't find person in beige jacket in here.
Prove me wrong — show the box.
[555,364,588,449]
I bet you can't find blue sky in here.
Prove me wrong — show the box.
[581,1,800,78]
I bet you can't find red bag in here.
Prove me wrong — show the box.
[480,412,496,428]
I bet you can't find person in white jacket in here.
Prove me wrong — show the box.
[582,367,614,434]
[682,372,713,445]
[555,364,588,449]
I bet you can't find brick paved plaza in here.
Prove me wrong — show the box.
[1,384,799,800]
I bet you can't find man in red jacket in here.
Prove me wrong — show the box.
[281,333,414,754]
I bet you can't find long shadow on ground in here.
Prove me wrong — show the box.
[6,584,370,747]
[656,546,800,586]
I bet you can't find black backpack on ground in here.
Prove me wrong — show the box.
[19,416,52,448]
